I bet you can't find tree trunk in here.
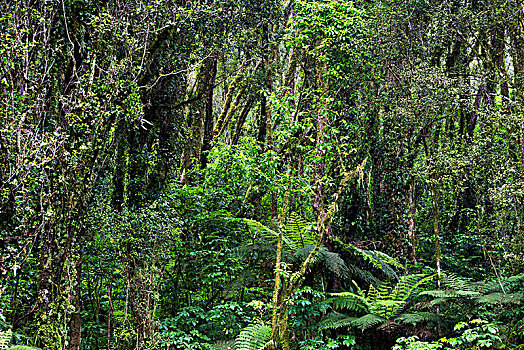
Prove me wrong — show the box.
[200,57,218,169]
[69,260,82,350]
[181,54,218,182]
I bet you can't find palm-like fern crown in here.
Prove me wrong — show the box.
[242,214,402,282]
[337,239,404,284]
[242,213,351,279]
[319,274,436,331]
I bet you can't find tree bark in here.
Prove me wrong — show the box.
[200,56,218,169]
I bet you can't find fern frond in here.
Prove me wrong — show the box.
[395,312,440,325]
[370,299,406,318]
[327,292,370,313]
[233,243,276,261]
[244,214,317,252]
[421,272,523,307]
[235,323,272,350]
[244,219,297,249]
[367,283,380,303]
[283,212,316,249]
[321,251,349,279]
[476,292,523,305]
[317,312,358,330]
[348,265,380,285]
[211,340,235,350]
[318,312,386,331]
[292,245,323,266]
[290,246,350,279]
[441,273,477,291]
[475,274,524,294]
[390,274,434,302]
[342,242,402,280]
[428,297,451,306]
[375,280,391,300]
[419,289,481,299]
[350,314,386,331]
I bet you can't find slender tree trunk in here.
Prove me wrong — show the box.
[431,183,442,337]
[200,57,218,169]
[406,182,417,263]
[431,184,442,286]
[231,98,254,145]
[69,259,82,350]
[181,54,218,182]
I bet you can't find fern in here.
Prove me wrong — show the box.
[347,265,380,285]
[339,240,402,281]
[320,274,437,331]
[328,291,370,313]
[290,246,349,279]
[291,245,324,267]
[318,312,386,331]
[243,219,295,250]
[282,212,317,249]
[367,274,433,318]
[420,272,524,306]
[349,314,386,331]
[318,312,359,330]
[0,330,11,350]
[211,340,235,350]
[394,312,440,325]
[235,323,272,350]
[420,290,481,299]
[243,213,316,252]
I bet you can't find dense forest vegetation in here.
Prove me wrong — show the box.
[1,0,524,349]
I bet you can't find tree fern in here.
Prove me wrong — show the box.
[282,212,317,249]
[235,323,272,350]
[319,274,437,332]
[348,314,387,331]
[476,292,523,304]
[394,312,441,325]
[212,340,235,350]
[243,213,316,252]
[243,218,295,250]
[328,292,370,313]
[290,246,349,279]
[347,265,380,286]
[319,312,386,331]
[338,240,402,281]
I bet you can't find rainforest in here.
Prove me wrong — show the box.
[1,1,524,349]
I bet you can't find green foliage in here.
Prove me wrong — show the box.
[298,334,356,350]
[235,323,272,350]
[0,330,11,350]
[292,0,363,79]
[440,319,505,350]
[2,0,524,349]
[319,274,436,331]
[420,272,524,307]
[290,287,330,336]
[338,240,403,282]
[157,302,258,349]
[243,211,316,252]
[392,336,442,350]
